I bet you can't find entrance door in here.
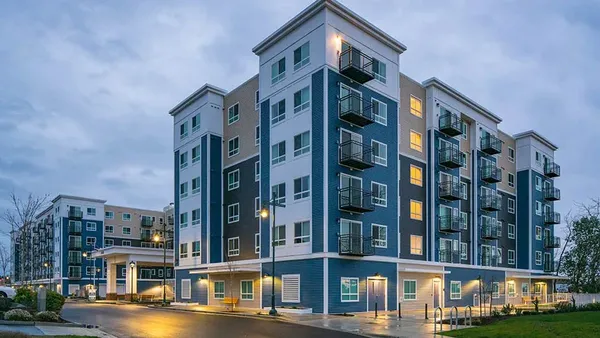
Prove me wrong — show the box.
[433,279,441,308]
[367,278,386,312]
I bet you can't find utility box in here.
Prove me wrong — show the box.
[37,287,47,312]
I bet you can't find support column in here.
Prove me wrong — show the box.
[106,263,117,300]
[125,261,138,301]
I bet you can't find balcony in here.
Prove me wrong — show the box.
[68,223,82,235]
[338,46,374,84]
[439,111,463,137]
[68,241,82,250]
[439,249,460,263]
[439,215,461,233]
[481,134,502,155]
[167,216,174,226]
[439,146,464,169]
[439,181,462,201]
[338,234,374,256]
[543,187,561,201]
[339,187,374,213]
[68,268,82,280]
[481,165,502,184]
[481,221,499,240]
[339,140,375,170]
[544,236,561,249]
[46,216,53,225]
[141,232,153,242]
[480,194,501,211]
[544,162,561,178]
[68,208,83,220]
[482,253,498,267]
[544,211,561,225]
[68,255,82,265]
[338,92,374,127]
[141,216,154,227]
[544,260,557,273]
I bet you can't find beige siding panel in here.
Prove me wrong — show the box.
[460,120,471,179]
[399,74,426,161]
[104,205,166,241]
[497,130,516,194]
[398,272,435,312]
[223,76,259,167]
[209,272,261,309]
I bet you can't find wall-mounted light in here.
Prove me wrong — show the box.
[374,272,381,278]
[263,273,270,278]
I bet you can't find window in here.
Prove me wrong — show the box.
[86,237,96,246]
[180,212,188,228]
[460,212,468,230]
[450,281,461,300]
[271,99,286,125]
[255,197,261,217]
[189,240,200,257]
[228,103,239,125]
[180,152,188,169]
[192,209,200,226]
[508,223,515,239]
[410,235,423,255]
[461,242,468,260]
[240,280,254,300]
[461,152,468,169]
[192,113,200,133]
[508,147,515,162]
[522,283,530,296]
[508,250,515,265]
[87,207,96,216]
[180,243,188,259]
[273,225,286,246]
[403,280,417,300]
[372,224,387,248]
[122,227,131,235]
[371,140,387,166]
[508,173,515,188]
[214,281,225,299]
[508,198,515,214]
[410,96,422,118]
[86,266,95,276]
[294,221,310,244]
[228,237,240,256]
[122,240,131,247]
[281,274,300,303]
[180,121,188,139]
[410,165,423,186]
[293,86,310,113]
[410,130,422,152]
[372,58,386,83]
[192,177,200,194]
[341,278,359,302]
[227,204,239,223]
[272,183,286,204]
[535,226,542,240]
[105,211,114,219]
[192,145,200,164]
[294,176,310,200]
[460,182,468,200]
[535,176,542,191]
[293,131,310,156]
[271,57,286,85]
[371,182,387,207]
[228,170,240,191]
[255,125,260,146]
[372,99,387,125]
[105,239,114,247]
[497,221,503,237]
[461,121,468,140]
[535,151,541,164]
[180,182,188,199]
[271,141,286,165]
[255,90,260,111]
[410,200,423,220]
[535,201,542,216]
[492,282,500,298]
[293,42,310,70]
[86,222,96,231]
[105,225,113,233]
[255,233,260,254]
[255,161,260,181]
[228,136,239,157]
[535,251,542,265]
[497,247,503,264]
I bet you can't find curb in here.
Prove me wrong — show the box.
[145,305,287,322]
[0,320,87,328]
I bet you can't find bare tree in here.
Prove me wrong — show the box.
[226,260,236,312]
[0,242,10,278]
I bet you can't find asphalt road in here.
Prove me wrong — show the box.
[61,302,362,338]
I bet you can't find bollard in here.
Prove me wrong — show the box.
[375,301,378,318]
[398,302,402,319]
[425,303,428,319]
[37,287,47,312]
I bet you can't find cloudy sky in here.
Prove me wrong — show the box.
[1,0,598,238]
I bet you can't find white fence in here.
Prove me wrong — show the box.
[570,293,600,305]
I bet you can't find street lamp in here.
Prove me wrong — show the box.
[260,193,285,316]
[153,223,173,307]
[43,262,52,291]
[129,261,136,302]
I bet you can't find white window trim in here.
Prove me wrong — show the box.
[271,141,286,165]
[255,197,261,218]
[293,220,311,244]
[293,176,310,201]
[240,280,254,300]
[450,281,462,300]
[228,237,240,257]
[535,251,542,266]
[403,279,417,301]
[409,130,423,152]
[255,233,260,254]
[228,170,240,191]
[535,201,542,216]
[340,277,359,303]
[508,198,516,214]
[227,203,240,224]
[508,147,515,162]
[255,90,260,111]
[492,282,500,299]
[371,140,388,166]
[214,280,225,299]
[372,98,387,126]
[228,136,240,158]
[535,176,542,191]
[535,226,542,240]
[508,173,515,188]
[122,213,131,221]
[460,242,468,260]
[255,161,260,182]
[372,224,387,248]
[293,131,311,157]
[181,279,191,299]
[227,102,240,125]
[508,250,515,265]
[371,181,387,207]
[122,227,131,235]
[508,223,515,239]
[293,86,311,113]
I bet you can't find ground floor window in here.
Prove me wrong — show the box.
[181,279,191,299]
[341,278,359,302]
[214,281,225,299]
[522,283,529,296]
[492,282,500,298]
[241,280,254,300]
[450,281,461,299]
[403,280,417,300]
[507,282,516,297]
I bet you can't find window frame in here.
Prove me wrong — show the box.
[460,242,468,260]
[409,130,423,152]
[192,241,201,257]
[293,86,310,113]
[372,223,387,248]
[508,223,515,239]
[372,58,387,83]
[255,233,260,254]
[271,141,286,165]
[255,125,260,146]
[371,181,387,207]
[105,211,114,220]
[508,173,515,188]
[410,200,423,220]
[409,95,422,118]
[271,57,286,85]
[228,136,240,158]
[227,103,240,125]
[340,277,359,302]
[122,227,131,235]
[192,113,201,133]
[293,131,311,157]
[227,169,240,191]
[410,165,423,186]
[410,235,423,255]
[240,280,254,300]
[372,98,387,126]
[179,243,188,259]
[403,280,417,301]
[180,212,188,229]
[214,280,225,299]
[227,203,240,224]
[508,198,515,214]
[273,224,286,246]
[192,145,201,164]
[293,42,310,71]
[450,281,462,300]
[255,161,260,182]
[293,176,310,201]
[508,249,515,265]
[535,251,542,266]
[293,220,311,244]
[508,147,515,162]
[227,237,240,257]
[271,99,286,125]
[371,140,388,166]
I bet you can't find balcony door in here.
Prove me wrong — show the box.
[340,219,362,254]
[340,173,362,206]
[341,41,361,69]
[440,238,452,262]
[340,84,361,114]
[340,128,362,159]
[481,245,491,266]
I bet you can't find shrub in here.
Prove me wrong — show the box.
[515,308,523,316]
[491,307,501,317]
[4,309,34,321]
[579,302,600,312]
[13,288,36,309]
[34,311,59,322]
[0,298,12,311]
[554,301,573,313]
[501,304,514,315]
[46,291,65,312]
[522,310,531,316]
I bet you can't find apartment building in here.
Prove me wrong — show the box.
[11,195,175,298]
[170,0,562,313]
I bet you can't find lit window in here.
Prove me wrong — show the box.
[410,235,422,255]
[492,282,500,298]
[410,165,422,186]
[293,42,310,71]
[507,281,516,297]
[410,96,422,118]
[410,200,423,220]
[271,57,286,85]
[410,130,422,152]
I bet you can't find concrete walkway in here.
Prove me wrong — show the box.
[0,324,117,337]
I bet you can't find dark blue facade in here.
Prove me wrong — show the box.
[516,170,529,269]
[311,69,325,253]
[209,134,222,263]
[201,135,208,264]
[444,266,505,307]
[476,150,499,265]
[175,269,208,304]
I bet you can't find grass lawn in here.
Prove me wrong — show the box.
[442,311,600,338]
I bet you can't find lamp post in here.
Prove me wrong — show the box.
[129,261,136,302]
[43,262,51,291]
[260,193,285,316]
[153,220,173,307]
[83,245,98,292]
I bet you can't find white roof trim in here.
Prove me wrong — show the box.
[169,83,228,116]
[513,130,558,151]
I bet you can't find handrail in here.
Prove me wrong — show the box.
[465,305,473,327]
[433,306,443,333]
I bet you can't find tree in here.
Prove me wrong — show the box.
[0,242,10,278]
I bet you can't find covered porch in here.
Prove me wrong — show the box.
[506,272,569,306]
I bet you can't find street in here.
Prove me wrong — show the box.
[61,302,363,338]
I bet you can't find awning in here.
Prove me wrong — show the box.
[398,268,451,274]
[509,275,569,280]
[190,264,261,275]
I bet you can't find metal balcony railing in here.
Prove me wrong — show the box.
[544,236,561,249]
[439,111,463,137]
[439,181,462,200]
[68,223,82,235]
[481,253,498,267]
[481,165,502,183]
[481,134,502,155]
[544,162,561,178]
[439,215,461,233]
[68,208,83,220]
[338,46,375,84]
[544,211,561,225]
[439,146,464,169]
[339,140,375,170]
[481,221,499,240]
[339,187,374,213]
[338,234,374,256]
[480,194,502,211]
[141,216,154,227]
[543,187,561,201]
[338,92,374,127]
[439,249,460,263]
[544,260,557,273]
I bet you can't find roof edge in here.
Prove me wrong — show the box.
[169,83,228,116]
[51,194,107,204]
[513,130,558,151]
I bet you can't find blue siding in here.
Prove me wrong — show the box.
[62,217,103,279]
[174,150,180,267]
[516,170,529,269]
[201,135,208,264]
[530,170,547,270]
[209,135,222,263]
[260,99,271,259]
[476,150,499,265]
[175,268,208,304]
[311,69,324,253]
[444,266,505,308]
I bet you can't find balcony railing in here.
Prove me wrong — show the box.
[68,255,82,265]
[439,181,462,201]
[439,249,460,263]
[481,221,499,240]
[68,223,82,235]
[68,241,82,250]
[338,92,374,127]
[439,111,463,137]
[544,211,561,225]
[338,234,374,256]
[141,232,153,242]
[339,187,374,213]
[68,208,83,220]
[339,140,375,170]
[544,236,561,249]
[482,253,498,267]
[167,216,174,226]
[481,165,502,183]
[544,162,561,178]
[141,217,154,227]
[338,46,374,84]
[544,260,557,273]
[543,187,561,201]
[480,194,502,211]
[68,268,82,279]
[439,215,461,233]
[481,134,502,155]
[439,146,464,169]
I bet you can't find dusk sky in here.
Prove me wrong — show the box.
[1,0,599,239]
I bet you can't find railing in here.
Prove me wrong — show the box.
[68,208,83,220]
[338,234,374,256]
[68,241,82,250]
[339,187,374,212]
[141,232,153,242]
[481,165,502,183]
[439,181,462,200]
[481,134,502,155]
[439,215,461,232]
[439,249,460,263]
[439,146,464,168]
[544,260,557,273]
[544,236,561,249]
[338,92,374,127]
[544,162,561,177]
[480,194,501,211]
[543,187,561,201]
[482,253,498,266]
[481,221,499,240]
[439,111,463,137]
[68,223,82,235]
[544,211,561,225]
[339,140,375,170]
[338,46,375,84]
[141,217,154,227]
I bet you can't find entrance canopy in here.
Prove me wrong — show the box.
[189,263,261,275]
[92,246,174,266]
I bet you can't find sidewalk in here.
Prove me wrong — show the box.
[0,323,116,337]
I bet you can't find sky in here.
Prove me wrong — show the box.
[1,0,599,239]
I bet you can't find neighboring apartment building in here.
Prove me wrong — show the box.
[169,0,562,313]
[10,195,175,297]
